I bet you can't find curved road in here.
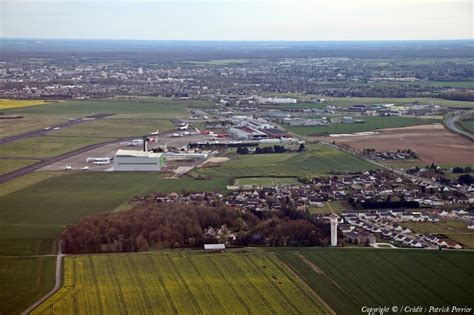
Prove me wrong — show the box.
[445,112,474,141]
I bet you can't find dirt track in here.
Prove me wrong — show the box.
[315,124,474,164]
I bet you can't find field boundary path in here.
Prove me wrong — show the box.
[22,241,64,315]
[444,111,474,141]
[0,113,114,145]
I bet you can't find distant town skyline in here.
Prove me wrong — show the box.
[1,0,472,41]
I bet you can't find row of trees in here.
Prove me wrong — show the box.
[61,203,331,254]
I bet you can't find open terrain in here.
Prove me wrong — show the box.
[0,256,55,315]
[0,99,49,109]
[277,248,474,314]
[286,116,440,136]
[459,120,474,134]
[317,124,474,165]
[32,250,331,315]
[0,172,230,256]
[194,144,377,179]
[234,177,300,186]
[402,220,474,249]
[0,159,39,175]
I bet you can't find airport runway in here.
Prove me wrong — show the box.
[0,113,113,145]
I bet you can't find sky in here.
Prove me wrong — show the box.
[1,0,473,41]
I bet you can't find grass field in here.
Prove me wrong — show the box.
[402,220,474,249]
[0,159,39,175]
[50,118,176,138]
[0,256,55,315]
[194,144,377,178]
[0,136,111,158]
[308,201,345,214]
[458,120,474,133]
[0,99,48,109]
[286,116,441,136]
[0,171,68,197]
[0,172,230,256]
[33,250,331,315]
[4,99,212,117]
[276,248,474,314]
[0,114,74,138]
[234,177,300,186]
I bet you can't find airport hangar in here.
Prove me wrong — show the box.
[113,149,165,171]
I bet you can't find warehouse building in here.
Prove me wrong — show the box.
[113,149,164,171]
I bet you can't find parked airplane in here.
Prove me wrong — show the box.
[179,123,189,130]
[150,129,159,135]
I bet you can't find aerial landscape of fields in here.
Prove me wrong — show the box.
[1,2,474,314]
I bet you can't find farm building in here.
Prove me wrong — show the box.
[113,149,164,171]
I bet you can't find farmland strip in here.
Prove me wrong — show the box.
[145,255,178,315]
[87,257,104,315]
[106,256,129,315]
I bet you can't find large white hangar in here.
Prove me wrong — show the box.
[113,149,164,171]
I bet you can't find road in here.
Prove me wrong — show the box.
[21,241,64,315]
[444,111,474,141]
[0,113,113,145]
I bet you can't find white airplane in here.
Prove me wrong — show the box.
[171,133,181,137]
[65,165,72,170]
[82,166,89,171]
[179,123,189,130]
[204,115,209,119]
[150,129,159,135]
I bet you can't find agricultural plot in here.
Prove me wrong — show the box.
[33,250,331,315]
[0,136,111,158]
[0,172,230,256]
[0,159,39,175]
[194,144,377,178]
[276,248,474,315]
[286,116,441,136]
[50,118,175,138]
[402,220,474,249]
[0,256,55,315]
[0,99,48,109]
[234,177,300,186]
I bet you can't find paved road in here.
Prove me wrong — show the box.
[22,241,64,315]
[0,138,126,184]
[445,112,474,141]
[0,113,113,145]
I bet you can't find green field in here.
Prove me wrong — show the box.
[0,256,55,315]
[285,116,441,136]
[0,136,111,158]
[277,248,474,314]
[308,201,345,215]
[402,220,474,249]
[0,171,68,197]
[4,99,212,117]
[33,250,330,315]
[194,144,377,178]
[0,172,230,256]
[458,120,474,133]
[50,118,175,138]
[0,114,74,138]
[234,177,300,186]
[0,159,39,175]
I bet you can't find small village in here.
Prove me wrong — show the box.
[131,170,473,250]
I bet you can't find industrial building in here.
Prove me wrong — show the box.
[229,126,268,140]
[113,149,164,171]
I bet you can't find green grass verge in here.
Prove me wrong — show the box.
[285,116,441,136]
[0,256,55,315]
[234,177,300,186]
[194,144,377,178]
[458,120,474,134]
[276,248,474,314]
[308,201,345,214]
[32,250,331,314]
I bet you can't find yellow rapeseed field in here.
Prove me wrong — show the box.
[0,99,48,109]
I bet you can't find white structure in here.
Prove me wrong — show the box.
[113,149,164,171]
[204,244,225,251]
[330,213,338,247]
